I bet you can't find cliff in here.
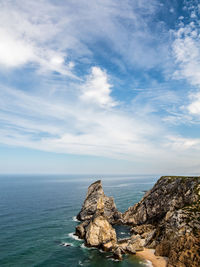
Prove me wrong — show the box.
[124,176,200,266]
[75,176,200,266]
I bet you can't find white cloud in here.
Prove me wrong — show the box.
[0,29,34,67]
[0,0,75,77]
[188,92,200,115]
[0,67,200,174]
[172,3,200,117]
[0,0,169,75]
[0,0,200,174]
[81,67,116,108]
[166,135,200,150]
[172,27,200,86]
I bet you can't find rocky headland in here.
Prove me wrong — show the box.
[75,177,200,266]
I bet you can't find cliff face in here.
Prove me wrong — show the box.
[75,176,200,266]
[123,176,199,225]
[124,176,200,267]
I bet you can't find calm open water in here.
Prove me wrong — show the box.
[0,174,158,267]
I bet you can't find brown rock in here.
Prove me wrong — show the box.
[113,247,123,260]
[85,214,117,247]
[75,177,200,266]
[77,180,121,223]
[123,176,200,225]
[75,220,89,239]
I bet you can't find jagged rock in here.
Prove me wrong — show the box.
[85,214,117,247]
[77,180,121,223]
[128,235,144,252]
[154,208,200,266]
[131,224,155,238]
[113,247,123,260]
[102,241,114,251]
[123,176,200,267]
[75,220,89,239]
[144,229,156,246]
[147,240,157,249]
[115,235,143,254]
[123,176,199,225]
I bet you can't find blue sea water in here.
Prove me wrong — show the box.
[0,174,158,267]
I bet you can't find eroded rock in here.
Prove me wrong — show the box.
[123,176,199,225]
[75,220,89,239]
[85,214,117,247]
[77,180,121,223]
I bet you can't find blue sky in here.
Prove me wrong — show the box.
[0,0,200,175]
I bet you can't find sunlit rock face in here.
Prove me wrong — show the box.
[76,180,122,224]
[123,176,200,225]
[123,176,200,267]
[85,214,117,247]
[77,195,117,248]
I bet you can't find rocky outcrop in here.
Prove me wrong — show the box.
[77,180,122,224]
[154,208,200,267]
[118,234,144,253]
[75,176,200,266]
[123,176,199,225]
[123,176,200,267]
[76,195,117,248]
[85,214,117,247]
[75,180,144,260]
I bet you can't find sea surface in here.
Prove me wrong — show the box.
[0,174,158,267]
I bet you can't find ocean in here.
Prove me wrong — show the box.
[0,174,158,267]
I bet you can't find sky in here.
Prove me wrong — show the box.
[0,0,200,175]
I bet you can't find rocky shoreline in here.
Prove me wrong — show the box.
[75,177,200,266]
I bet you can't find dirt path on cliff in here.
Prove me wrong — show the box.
[136,248,167,267]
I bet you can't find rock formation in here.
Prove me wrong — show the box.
[123,176,200,267]
[84,197,117,247]
[76,180,122,224]
[75,176,200,266]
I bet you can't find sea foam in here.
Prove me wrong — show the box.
[68,232,82,241]
[145,260,153,267]
[60,242,73,247]
[72,216,80,222]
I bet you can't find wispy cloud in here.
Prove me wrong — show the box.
[172,1,200,118]
[0,0,169,74]
[0,0,200,174]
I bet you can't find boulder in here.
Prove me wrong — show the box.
[113,247,123,260]
[85,214,117,247]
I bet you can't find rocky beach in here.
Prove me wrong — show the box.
[75,176,200,267]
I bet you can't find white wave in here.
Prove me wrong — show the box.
[120,232,126,234]
[61,242,73,247]
[72,216,80,222]
[81,243,95,250]
[78,260,83,266]
[99,249,106,253]
[109,258,120,262]
[68,232,82,241]
[145,260,153,267]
